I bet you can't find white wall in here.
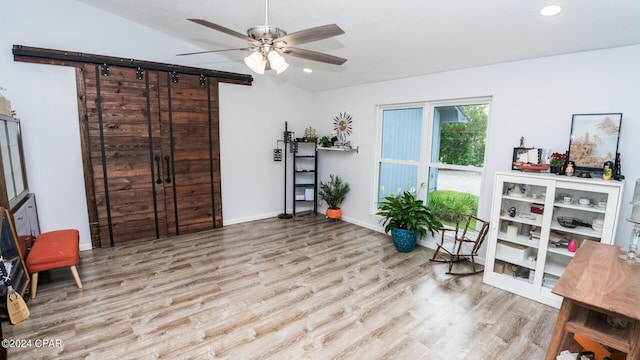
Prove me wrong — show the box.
[310,45,640,249]
[219,78,311,223]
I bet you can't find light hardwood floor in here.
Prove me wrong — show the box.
[4,216,557,359]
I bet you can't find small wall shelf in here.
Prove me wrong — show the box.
[317,146,359,153]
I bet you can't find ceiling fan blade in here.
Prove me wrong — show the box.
[285,47,347,65]
[275,24,345,46]
[188,19,258,44]
[177,47,253,56]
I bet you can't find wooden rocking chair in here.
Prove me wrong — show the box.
[430,213,490,275]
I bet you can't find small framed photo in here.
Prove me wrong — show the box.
[512,147,542,169]
[568,113,622,172]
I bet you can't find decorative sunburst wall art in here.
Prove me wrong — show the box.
[333,112,353,143]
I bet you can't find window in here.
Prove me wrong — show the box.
[377,106,423,203]
[375,98,490,228]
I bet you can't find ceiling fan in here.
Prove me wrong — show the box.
[177,0,347,74]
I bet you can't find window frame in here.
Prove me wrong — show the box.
[372,97,492,229]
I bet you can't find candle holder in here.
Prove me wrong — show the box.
[619,223,640,263]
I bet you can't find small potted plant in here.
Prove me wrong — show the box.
[318,136,332,148]
[549,152,566,174]
[318,174,350,219]
[377,184,442,252]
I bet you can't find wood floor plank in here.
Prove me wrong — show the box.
[3,216,557,359]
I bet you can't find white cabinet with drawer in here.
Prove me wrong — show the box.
[483,171,624,308]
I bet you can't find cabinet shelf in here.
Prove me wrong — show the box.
[501,194,546,205]
[496,231,540,248]
[544,260,569,277]
[500,215,540,227]
[484,171,624,308]
[495,255,537,270]
[565,307,631,353]
[553,201,606,214]
[546,246,576,258]
[550,220,602,238]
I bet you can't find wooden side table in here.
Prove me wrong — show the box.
[545,240,640,359]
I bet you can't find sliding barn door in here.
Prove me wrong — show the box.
[159,73,222,236]
[82,65,222,247]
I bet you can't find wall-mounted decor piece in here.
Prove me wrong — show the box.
[568,113,622,172]
[333,112,353,143]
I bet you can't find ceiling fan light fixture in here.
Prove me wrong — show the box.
[267,50,286,69]
[244,51,266,74]
[274,61,289,74]
[267,50,289,74]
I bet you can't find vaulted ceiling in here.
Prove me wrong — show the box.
[78,0,640,92]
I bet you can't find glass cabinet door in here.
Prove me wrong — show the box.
[491,175,553,287]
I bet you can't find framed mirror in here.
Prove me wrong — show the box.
[568,113,622,172]
[0,115,29,209]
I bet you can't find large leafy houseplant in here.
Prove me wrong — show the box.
[377,186,442,251]
[318,174,350,218]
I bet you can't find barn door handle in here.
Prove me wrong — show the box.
[164,155,172,183]
[154,155,162,184]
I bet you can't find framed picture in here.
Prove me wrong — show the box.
[568,113,622,172]
[512,147,542,169]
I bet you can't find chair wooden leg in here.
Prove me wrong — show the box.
[430,244,442,261]
[70,265,83,289]
[31,272,39,299]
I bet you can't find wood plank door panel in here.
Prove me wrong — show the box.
[84,65,167,246]
[159,74,221,235]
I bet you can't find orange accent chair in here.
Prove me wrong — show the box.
[26,229,82,299]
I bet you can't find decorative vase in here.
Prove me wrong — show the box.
[391,227,417,252]
[326,208,341,219]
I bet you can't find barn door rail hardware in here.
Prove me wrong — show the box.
[12,44,253,85]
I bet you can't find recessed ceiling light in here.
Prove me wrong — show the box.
[303,68,312,73]
[540,5,562,17]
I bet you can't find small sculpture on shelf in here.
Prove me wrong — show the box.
[565,161,575,176]
[613,152,625,180]
[302,127,317,142]
[602,161,613,180]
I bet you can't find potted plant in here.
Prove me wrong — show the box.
[377,185,442,252]
[318,136,332,148]
[318,174,350,219]
[549,152,566,174]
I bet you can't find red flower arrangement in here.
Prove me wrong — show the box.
[550,152,566,167]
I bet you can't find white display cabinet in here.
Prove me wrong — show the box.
[483,171,624,308]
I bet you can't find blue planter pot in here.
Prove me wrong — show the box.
[391,227,417,252]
